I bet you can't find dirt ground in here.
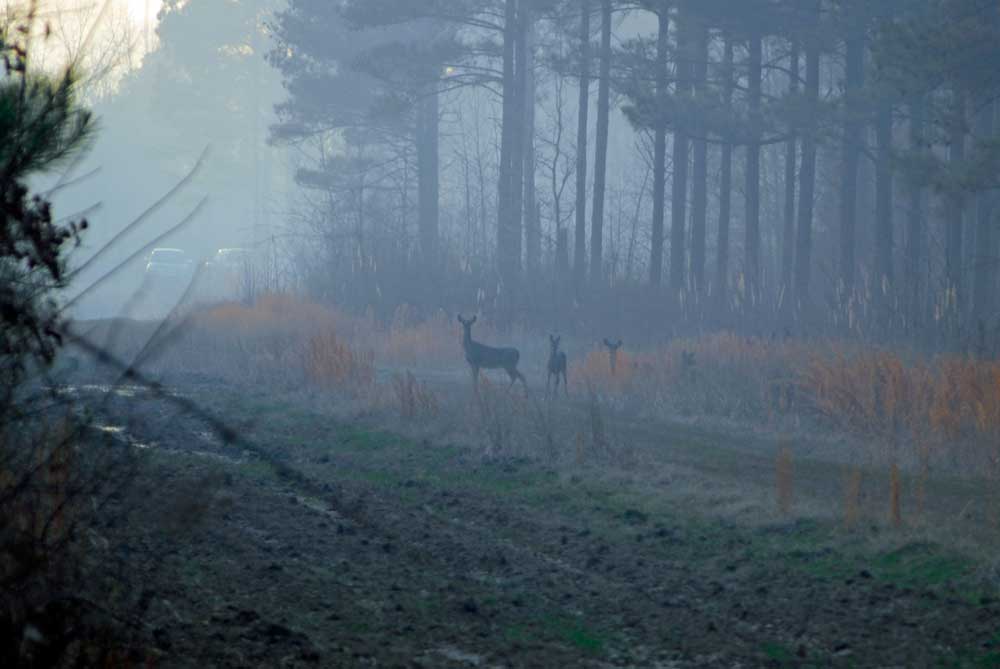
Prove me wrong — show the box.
[75,377,1000,669]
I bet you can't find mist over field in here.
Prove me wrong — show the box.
[4,1,1000,667]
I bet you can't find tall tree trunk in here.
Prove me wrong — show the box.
[946,90,966,319]
[556,227,569,277]
[690,17,709,295]
[715,35,733,306]
[523,11,540,280]
[781,42,799,303]
[795,35,819,309]
[497,0,519,294]
[874,101,894,302]
[649,9,669,287]
[670,9,692,295]
[839,32,864,299]
[574,0,591,294]
[973,99,995,322]
[905,97,927,328]
[590,0,612,286]
[417,85,440,270]
[510,1,526,281]
[744,30,762,298]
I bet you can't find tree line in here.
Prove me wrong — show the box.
[268,0,1000,346]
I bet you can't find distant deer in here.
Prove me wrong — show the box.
[547,335,568,395]
[603,339,623,376]
[457,315,526,390]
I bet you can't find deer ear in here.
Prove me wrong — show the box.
[470,316,477,325]
[617,340,623,347]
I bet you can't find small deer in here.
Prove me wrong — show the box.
[547,335,568,395]
[603,338,623,376]
[457,315,526,390]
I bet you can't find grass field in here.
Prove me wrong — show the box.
[46,299,1000,666]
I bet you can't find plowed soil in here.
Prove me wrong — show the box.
[81,382,999,668]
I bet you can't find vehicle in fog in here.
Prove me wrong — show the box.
[144,248,195,282]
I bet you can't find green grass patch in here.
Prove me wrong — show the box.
[873,542,971,588]
[761,641,795,665]
[503,615,607,656]
[339,427,398,451]
[554,619,605,654]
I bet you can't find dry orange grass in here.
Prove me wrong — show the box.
[303,332,375,396]
[573,333,810,420]
[573,347,638,395]
[559,332,1000,482]
[135,296,1000,478]
[144,295,377,393]
[383,306,462,367]
[805,351,1000,471]
[194,294,345,333]
[392,370,440,420]
[190,297,459,372]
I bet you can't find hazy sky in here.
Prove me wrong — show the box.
[8,0,162,63]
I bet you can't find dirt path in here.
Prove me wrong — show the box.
[84,382,999,668]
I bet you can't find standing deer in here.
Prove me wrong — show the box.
[547,335,568,396]
[457,315,526,389]
[603,338,623,376]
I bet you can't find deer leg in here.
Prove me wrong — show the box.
[562,369,568,395]
[546,372,551,396]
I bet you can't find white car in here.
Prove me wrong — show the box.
[145,248,194,281]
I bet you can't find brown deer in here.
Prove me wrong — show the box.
[603,338,623,375]
[547,335,568,395]
[457,315,526,389]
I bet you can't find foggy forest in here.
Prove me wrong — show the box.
[4,0,1000,666]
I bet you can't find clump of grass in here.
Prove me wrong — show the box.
[574,347,637,396]
[392,370,439,420]
[474,378,519,459]
[775,447,794,515]
[807,351,1000,467]
[383,306,459,367]
[572,333,812,421]
[303,331,375,397]
[587,386,610,458]
[843,466,863,530]
[525,396,559,462]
